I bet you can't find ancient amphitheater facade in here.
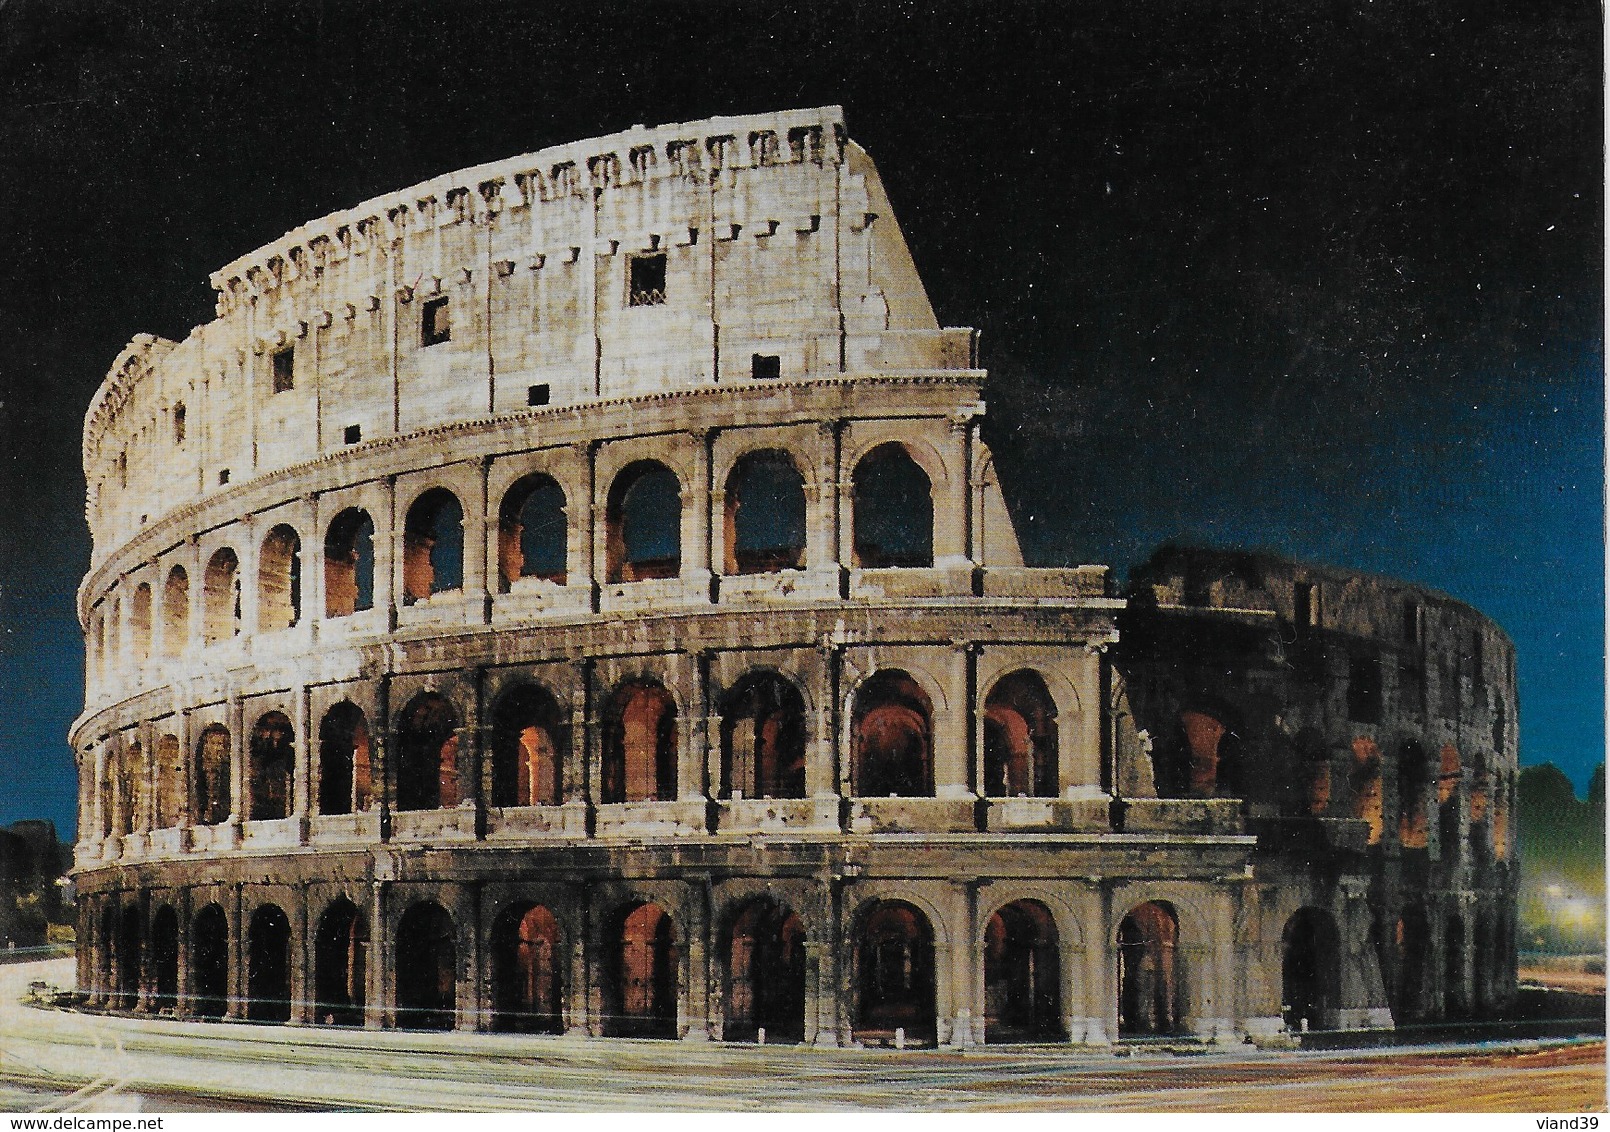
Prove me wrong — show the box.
[72,108,1517,1046]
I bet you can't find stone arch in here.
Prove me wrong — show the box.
[153,732,183,829]
[257,524,302,631]
[605,460,682,582]
[194,724,232,826]
[720,896,806,1043]
[984,899,1064,1042]
[202,546,240,644]
[498,473,568,589]
[150,904,179,1014]
[161,566,189,656]
[395,901,457,1030]
[395,692,461,811]
[489,683,567,807]
[246,903,291,1023]
[1116,900,1181,1036]
[402,488,464,603]
[324,508,375,617]
[114,903,142,1010]
[851,669,933,797]
[116,740,144,836]
[248,711,295,822]
[603,901,678,1038]
[851,898,937,1044]
[312,898,367,1026]
[719,670,807,800]
[722,448,806,574]
[1397,739,1431,848]
[190,903,229,1018]
[851,442,933,568]
[490,902,563,1033]
[1281,907,1340,1032]
[318,702,372,816]
[1152,697,1245,799]
[983,669,1059,798]
[601,680,677,804]
[130,582,153,661]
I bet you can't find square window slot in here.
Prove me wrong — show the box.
[422,296,451,345]
[271,347,294,393]
[343,424,362,445]
[628,253,666,306]
[527,383,550,407]
[751,354,781,380]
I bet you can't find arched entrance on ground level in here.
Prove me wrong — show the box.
[1281,907,1340,1033]
[604,903,677,1038]
[852,900,936,1045]
[313,900,367,1027]
[1394,905,1430,1024]
[246,904,291,1023]
[722,898,805,1043]
[984,900,1063,1043]
[1117,901,1180,1037]
[191,904,228,1018]
[150,906,178,1014]
[396,902,456,1030]
[491,904,563,1034]
[1444,914,1466,1020]
[114,905,141,1011]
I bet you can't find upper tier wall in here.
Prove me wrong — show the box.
[83,107,975,564]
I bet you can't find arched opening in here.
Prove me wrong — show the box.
[323,508,375,617]
[1395,905,1430,1024]
[150,906,179,1014]
[202,547,240,644]
[248,711,295,822]
[983,671,1059,798]
[851,443,932,568]
[1281,908,1339,1033]
[604,902,677,1038]
[491,903,563,1033]
[605,461,681,582]
[318,702,373,815]
[395,693,460,811]
[154,733,183,829]
[1444,914,1466,1019]
[1153,704,1243,799]
[984,900,1063,1042]
[313,900,367,1026]
[114,905,141,1011]
[601,681,676,804]
[246,904,291,1023]
[722,898,805,1043]
[1117,901,1180,1036]
[258,524,302,631]
[719,672,806,800]
[130,582,153,661]
[117,742,144,836]
[402,489,464,603]
[851,670,933,797]
[1398,740,1430,848]
[853,900,936,1044]
[723,449,806,574]
[395,902,456,1030]
[191,904,229,1019]
[1349,738,1384,844]
[194,724,232,825]
[490,684,566,807]
[498,474,567,589]
[162,566,189,657]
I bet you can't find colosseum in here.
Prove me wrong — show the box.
[71,107,1517,1047]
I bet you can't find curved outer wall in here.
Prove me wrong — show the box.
[73,108,1514,1045]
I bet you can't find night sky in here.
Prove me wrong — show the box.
[0,0,1600,836]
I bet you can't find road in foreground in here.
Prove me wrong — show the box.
[1,960,1602,1113]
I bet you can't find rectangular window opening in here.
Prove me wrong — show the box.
[272,347,294,393]
[173,404,186,445]
[527,383,550,407]
[422,296,452,345]
[218,469,230,485]
[1294,581,1319,629]
[343,424,362,445]
[751,353,781,380]
[1402,600,1423,645]
[628,253,666,307]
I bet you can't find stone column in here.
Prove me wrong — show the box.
[566,886,591,1037]
[289,888,310,1025]
[681,878,712,1041]
[225,883,244,1020]
[934,644,973,799]
[949,879,981,1047]
[685,430,714,600]
[1066,647,1106,795]
[366,879,387,1028]
[174,887,193,1020]
[226,695,244,845]
[292,683,311,843]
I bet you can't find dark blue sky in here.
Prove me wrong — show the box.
[0,0,1600,836]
